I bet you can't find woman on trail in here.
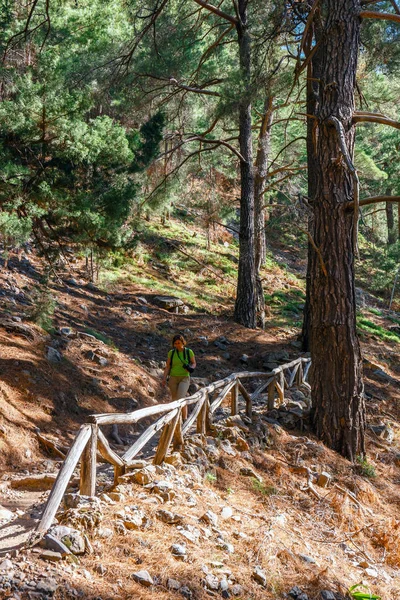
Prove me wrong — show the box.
[162,334,196,419]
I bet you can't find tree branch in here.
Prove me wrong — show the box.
[192,0,238,26]
[168,77,221,96]
[159,134,244,162]
[268,137,307,172]
[353,112,400,130]
[192,24,235,79]
[390,0,400,15]
[299,0,320,56]
[299,228,328,277]
[346,195,400,210]
[141,146,218,207]
[360,10,400,24]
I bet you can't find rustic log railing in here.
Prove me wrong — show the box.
[36,356,311,533]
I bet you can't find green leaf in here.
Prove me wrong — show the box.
[348,583,381,600]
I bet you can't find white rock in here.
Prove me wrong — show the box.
[0,559,14,573]
[252,566,267,586]
[132,570,154,587]
[221,507,233,519]
[0,507,13,522]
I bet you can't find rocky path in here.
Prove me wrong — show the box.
[0,490,45,555]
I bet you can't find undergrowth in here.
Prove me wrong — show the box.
[84,327,117,348]
[356,455,377,478]
[357,315,400,344]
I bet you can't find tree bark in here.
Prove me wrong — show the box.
[309,0,365,461]
[254,96,273,329]
[302,10,323,352]
[234,0,257,329]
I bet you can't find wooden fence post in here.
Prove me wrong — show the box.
[230,381,239,416]
[80,424,97,497]
[296,362,303,385]
[288,362,300,387]
[204,397,212,435]
[279,370,285,403]
[173,408,184,449]
[154,408,180,465]
[238,381,252,419]
[275,380,284,405]
[268,379,275,410]
[197,394,208,434]
[303,360,311,382]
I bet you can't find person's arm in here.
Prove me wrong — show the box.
[189,350,196,369]
[162,354,171,384]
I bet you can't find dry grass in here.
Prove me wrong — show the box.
[28,424,398,600]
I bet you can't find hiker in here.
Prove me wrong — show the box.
[162,334,196,419]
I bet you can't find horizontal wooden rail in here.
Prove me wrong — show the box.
[36,356,311,535]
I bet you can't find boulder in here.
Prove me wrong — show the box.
[240,467,262,482]
[36,579,58,594]
[49,525,85,555]
[171,543,187,559]
[156,510,183,525]
[153,296,185,313]
[46,347,62,363]
[200,510,218,527]
[132,570,154,587]
[122,511,146,530]
[42,534,71,556]
[252,566,267,586]
[204,574,219,591]
[167,578,182,590]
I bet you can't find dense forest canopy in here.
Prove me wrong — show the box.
[1,1,398,254]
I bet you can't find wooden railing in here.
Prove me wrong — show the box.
[36,356,311,533]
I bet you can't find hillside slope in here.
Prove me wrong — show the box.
[0,215,399,599]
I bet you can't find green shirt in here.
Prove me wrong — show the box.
[168,348,195,377]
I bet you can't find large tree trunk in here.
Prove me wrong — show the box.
[234,0,256,328]
[254,96,273,329]
[309,0,365,460]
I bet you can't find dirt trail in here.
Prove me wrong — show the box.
[0,491,44,555]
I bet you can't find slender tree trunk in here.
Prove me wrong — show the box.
[302,4,324,352]
[386,195,396,245]
[398,202,400,240]
[309,0,365,460]
[234,0,256,328]
[302,22,322,352]
[254,96,273,329]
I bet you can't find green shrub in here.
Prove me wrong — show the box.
[356,455,377,478]
[252,478,278,496]
[30,285,56,332]
[84,327,116,348]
